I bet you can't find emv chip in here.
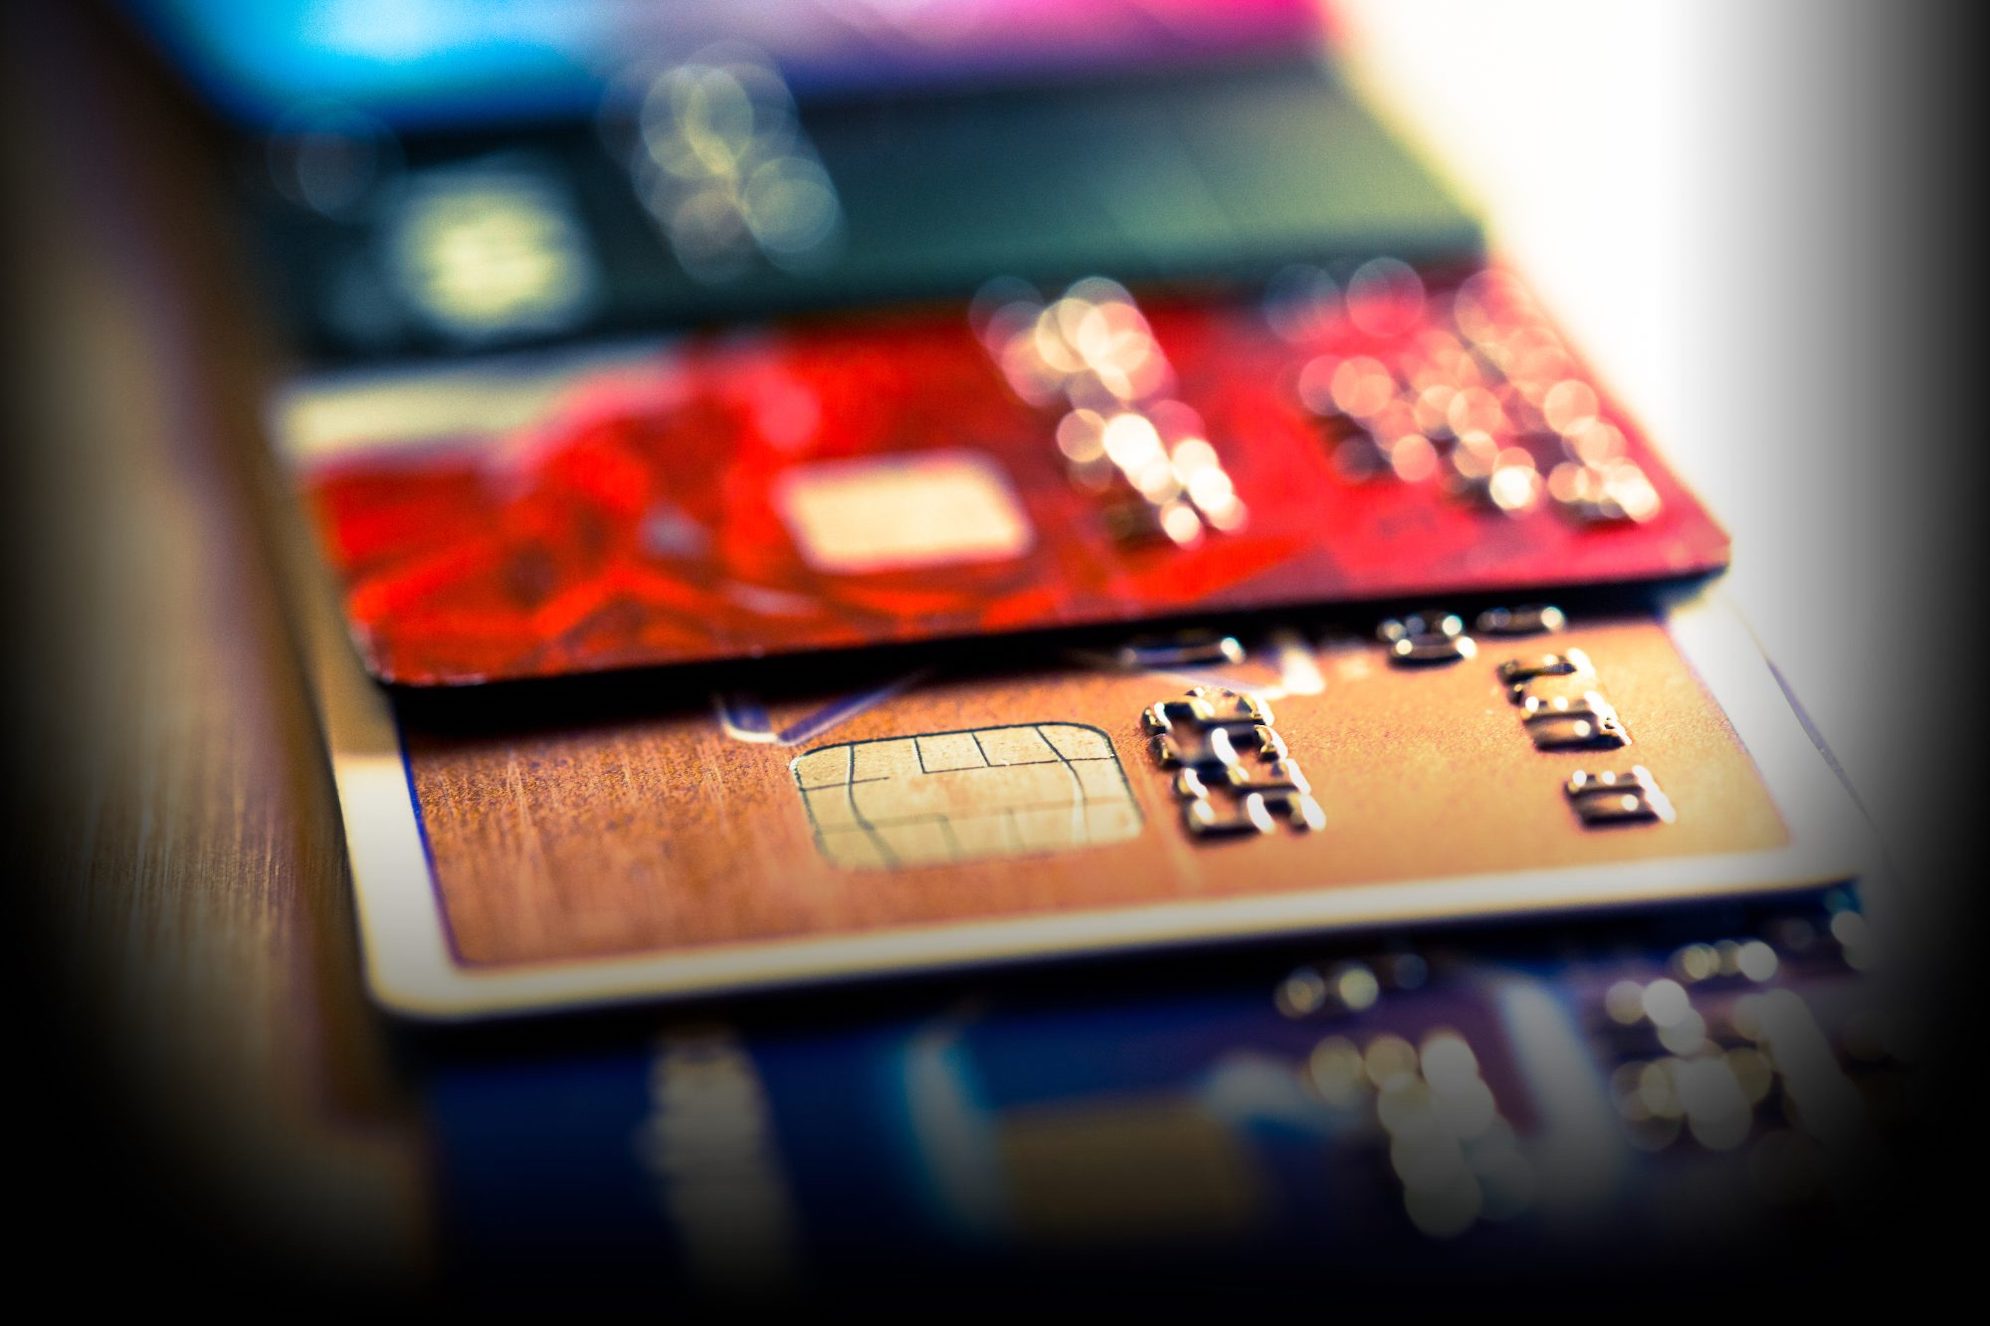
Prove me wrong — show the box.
[792,723,1142,869]
[773,451,1034,575]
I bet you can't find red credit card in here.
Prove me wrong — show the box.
[278,262,1726,685]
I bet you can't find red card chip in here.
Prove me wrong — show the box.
[281,262,1727,685]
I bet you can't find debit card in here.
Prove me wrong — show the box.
[279,262,1728,685]
[424,890,1897,1296]
[293,565,1869,1017]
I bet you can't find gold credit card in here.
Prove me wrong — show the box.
[303,567,1869,1018]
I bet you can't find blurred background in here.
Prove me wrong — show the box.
[2,0,1972,1303]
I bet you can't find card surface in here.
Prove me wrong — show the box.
[280,263,1728,685]
[294,568,1869,1017]
[427,889,1893,1291]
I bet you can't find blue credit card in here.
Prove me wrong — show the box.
[425,887,1897,1295]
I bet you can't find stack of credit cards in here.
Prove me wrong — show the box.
[235,5,1894,1298]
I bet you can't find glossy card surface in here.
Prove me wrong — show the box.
[280,263,1728,685]
[426,890,1895,1293]
[296,571,1867,1018]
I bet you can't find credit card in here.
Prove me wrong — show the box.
[424,890,1896,1295]
[278,262,1728,685]
[294,570,1868,1017]
[247,51,1485,361]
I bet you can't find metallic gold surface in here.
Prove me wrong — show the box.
[402,612,1787,969]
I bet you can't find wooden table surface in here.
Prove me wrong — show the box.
[5,5,424,1293]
